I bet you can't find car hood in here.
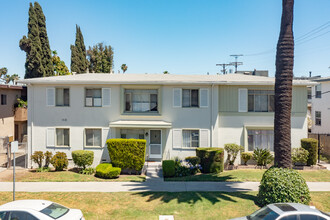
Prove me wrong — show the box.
[58,209,84,220]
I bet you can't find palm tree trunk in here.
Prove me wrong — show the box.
[274,0,294,168]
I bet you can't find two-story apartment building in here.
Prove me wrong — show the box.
[311,77,330,134]
[19,73,312,167]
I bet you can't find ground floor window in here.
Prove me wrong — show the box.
[182,130,199,147]
[56,128,69,146]
[248,129,273,151]
[85,129,101,147]
[120,129,145,139]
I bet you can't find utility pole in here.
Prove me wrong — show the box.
[230,54,243,73]
[216,63,232,75]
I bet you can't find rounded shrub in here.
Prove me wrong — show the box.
[292,148,309,165]
[224,143,244,165]
[196,148,224,173]
[162,160,175,177]
[50,152,68,171]
[31,151,44,168]
[185,156,200,166]
[257,167,310,207]
[95,163,121,179]
[301,138,318,165]
[72,150,94,169]
[241,152,253,165]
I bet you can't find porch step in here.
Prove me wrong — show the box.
[145,162,163,179]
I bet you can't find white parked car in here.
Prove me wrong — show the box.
[0,200,84,220]
[231,203,330,220]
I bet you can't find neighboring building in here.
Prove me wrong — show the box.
[311,77,330,134]
[19,73,312,167]
[0,84,27,142]
[236,70,268,77]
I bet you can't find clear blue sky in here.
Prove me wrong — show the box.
[1,0,330,79]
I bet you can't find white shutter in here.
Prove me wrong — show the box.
[102,88,111,107]
[172,129,182,148]
[46,127,55,147]
[200,129,209,147]
[200,89,208,108]
[102,128,111,148]
[46,88,55,106]
[173,88,182,107]
[238,88,248,112]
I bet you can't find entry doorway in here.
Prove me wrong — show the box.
[149,130,162,159]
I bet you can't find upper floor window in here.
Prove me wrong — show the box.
[307,87,312,100]
[182,130,199,147]
[85,89,102,107]
[315,111,321,126]
[315,84,321,98]
[248,90,274,112]
[248,129,274,151]
[124,89,158,112]
[56,128,69,147]
[1,94,7,105]
[182,89,199,107]
[56,88,69,106]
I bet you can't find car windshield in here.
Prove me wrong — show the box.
[248,206,280,220]
[40,203,69,219]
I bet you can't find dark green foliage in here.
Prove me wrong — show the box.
[185,156,200,166]
[301,138,318,165]
[292,148,309,165]
[107,139,146,171]
[95,163,121,179]
[241,152,253,165]
[50,152,68,171]
[257,167,311,207]
[20,3,45,79]
[71,25,88,73]
[36,167,50,172]
[224,143,244,165]
[44,151,53,168]
[80,167,95,175]
[162,160,175,177]
[196,148,224,173]
[72,150,94,169]
[253,149,274,167]
[31,151,44,168]
[34,2,54,77]
[87,43,114,73]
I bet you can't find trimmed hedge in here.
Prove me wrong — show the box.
[95,163,121,179]
[301,138,318,165]
[196,148,224,173]
[107,139,146,171]
[257,167,310,207]
[162,160,175,177]
[72,150,94,169]
[50,152,68,171]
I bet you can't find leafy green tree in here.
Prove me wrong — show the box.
[121,64,127,73]
[34,2,54,77]
[0,67,8,78]
[0,67,20,84]
[71,25,88,73]
[52,50,70,75]
[87,43,114,73]
[19,2,45,79]
[163,71,169,74]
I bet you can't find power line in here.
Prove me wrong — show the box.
[230,54,243,73]
[295,21,330,41]
[216,63,233,75]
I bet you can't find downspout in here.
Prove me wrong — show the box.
[30,84,33,168]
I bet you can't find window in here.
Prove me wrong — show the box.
[279,215,298,220]
[248,206,279,220]
[0,211,7,220]
[40,203,69,219]
[124,89,158,112]
[120,129,145,139]
[85,129,101,147]
[182,130,199,147]
[8,211,38,220]
[248,90,274,112]
[299,215,322,220]
[85,89,102,107]
[248,130,274,151]
[56,88,69,106]
[182,89,199,107]
[307,87,312,100]
[315,111,321,126]
[315,84,321,98]
[0,94,6,105]
[56,128,69,146]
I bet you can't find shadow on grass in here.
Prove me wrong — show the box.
[132,191,257,205]
[164,173,236,182]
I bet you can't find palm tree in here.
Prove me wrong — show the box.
[121,64,127,73]
[274,0,294,168]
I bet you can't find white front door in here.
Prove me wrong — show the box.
[149,130,162,159]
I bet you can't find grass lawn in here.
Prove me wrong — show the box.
[165,169,330,182]
[0,169,145,182]
[0,192,328,220]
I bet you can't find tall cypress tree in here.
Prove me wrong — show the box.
[34,2,54,77]
[19,2,44,79]
[71,25,88,73]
